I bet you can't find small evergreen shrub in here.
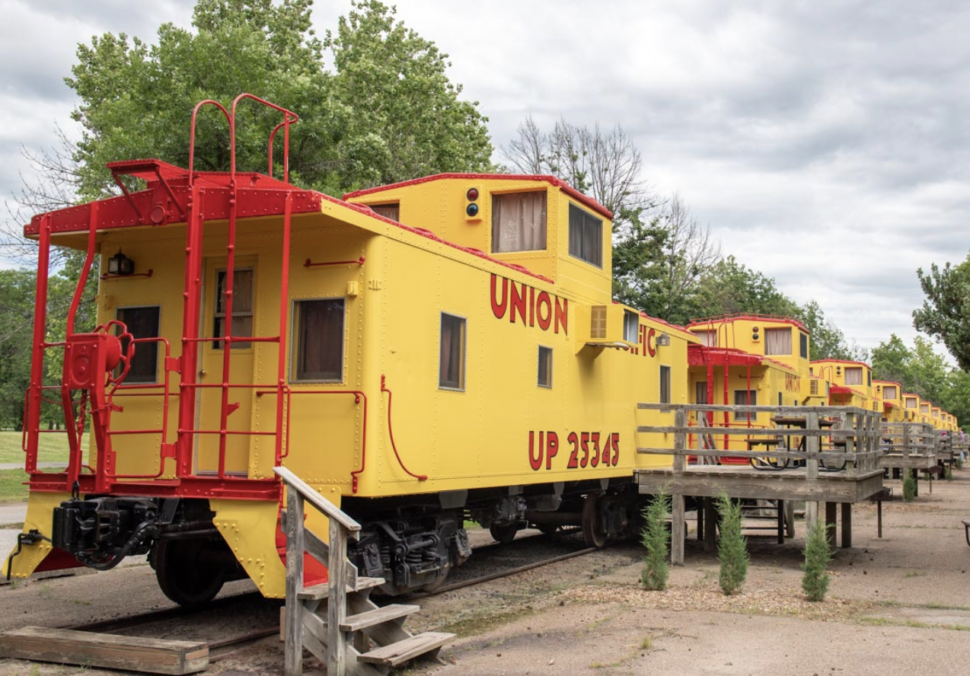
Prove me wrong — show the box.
[903,472,917,502]
[957,456,964,469]
[640,492,670,591]
[946,465,953,482]
[802,520,833,602]
[716,493,748,595]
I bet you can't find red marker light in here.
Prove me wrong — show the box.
[466,188,479,201]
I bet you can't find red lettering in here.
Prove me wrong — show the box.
[647,327,656,357]
[580,432,590,468]
[590,432,601,467]
[611,433,619,465]
[567,432,579,469]
[490,275,508,319]
[555,297,568,335]
[529,286,535,327]
[529,431,542,471]
[510,281,527,325]
[546,431,559,470]
[536,292,552,330]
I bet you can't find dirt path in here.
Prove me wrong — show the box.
[2,471,970,675]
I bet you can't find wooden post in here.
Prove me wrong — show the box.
[670,408,686,566]
[825,502,837,548]
[697,497,705,542]
[284,486,305,676]
[704,498,717,553]
[845,411,856,476]
[328,516,348,676]
[841,503,852,548]
[806,412,820,525]
[776,499,784,544]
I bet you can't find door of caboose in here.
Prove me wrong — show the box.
[194,257,258,476]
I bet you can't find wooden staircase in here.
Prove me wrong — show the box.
[275,467,454,676]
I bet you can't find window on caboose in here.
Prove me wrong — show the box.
[537,346,552,388]
[845,367,863,385]
[292,299,345,382]
[883,385,897,400]
[799,333,809,359]
[115,306,161,383]
[765,328,791,355]
[369,203,400,222]
[214,268,254,349]
[734,390,758,420]
[659,366,671,404]
[695,381,708,404]
[439,313,466,391]
[568,204,602,267]
[491,192,547,253]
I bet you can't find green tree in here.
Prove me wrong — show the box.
[716,494,748,595]
[0,270,36,429]
[913,257,970,372]
[66,0,492,201]
[870,334,912,387]
[640,492,670,591]
[908,336,950,407]
[802,521,832,602]
[692,256,800,319]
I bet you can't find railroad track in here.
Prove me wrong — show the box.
[60,532,601,662]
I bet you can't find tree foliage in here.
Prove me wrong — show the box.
[913,257,970,372]
[801,521,832,602]
[691,256,799,319]
[62,0,492,202]
[716,494,748,596]
[640,492,670,591]
[796,300,868,362]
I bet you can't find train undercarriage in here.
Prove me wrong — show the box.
[45,477,643,606]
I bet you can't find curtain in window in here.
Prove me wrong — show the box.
[695,381,708,404]
[883,386,897,399]
[491,192,547,253]
[439,315,464,389]
[733,390,757,420]
[370,204,400,222]
[845,367,863,385]
[297,300,344,380]
[764,328,792,355]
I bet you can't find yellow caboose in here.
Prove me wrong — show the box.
[6,98,691,603]
[873,380,906,423]
[811,359,872,410]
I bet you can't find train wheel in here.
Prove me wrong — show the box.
[489,522,519,544]
[154,539,226,608]
[421,564,451,593]
[582,493,608,548]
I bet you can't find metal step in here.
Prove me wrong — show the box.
[340,604,420,632]
[298,577,385,601]
[357,632,455,668]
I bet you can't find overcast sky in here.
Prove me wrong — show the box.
[2,0,969,357]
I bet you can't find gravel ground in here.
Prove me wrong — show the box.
[3,470,970,675]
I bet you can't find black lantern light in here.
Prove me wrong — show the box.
[108,249,134,276]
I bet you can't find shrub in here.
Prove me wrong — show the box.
[957,456,964,469]
[640,492,670,591]
[903,472,917,502]
[802,520,833,602]
[946,465,954,482]
[716,494,748,595]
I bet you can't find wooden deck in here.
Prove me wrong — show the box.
[636,403,885,564]
[635,465,885,503]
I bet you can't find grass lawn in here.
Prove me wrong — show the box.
[0,469,29,503]
[0,430,88,465]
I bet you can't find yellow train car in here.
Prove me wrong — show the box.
[873,380,906,423]
[902,393,923,423]
[931,406,943,429]
[811,359,872,410]
[5,97,692,603]
[684,315,815,460]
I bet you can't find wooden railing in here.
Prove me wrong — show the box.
[637,404,884,476]
[880,422,938,460]
[275,466,362,676]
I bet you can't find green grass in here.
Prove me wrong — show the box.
[0,430,88,465]
[0,469,29,503]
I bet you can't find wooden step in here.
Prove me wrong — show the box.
[357,632,455,668]
[340,604,420,632]
[298,576,385,601]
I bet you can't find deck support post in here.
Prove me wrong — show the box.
[704,498,717,553]
[284,487,305,676]
[776,499,785,544]
[825,502,837,548]
[841,503,852,548]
